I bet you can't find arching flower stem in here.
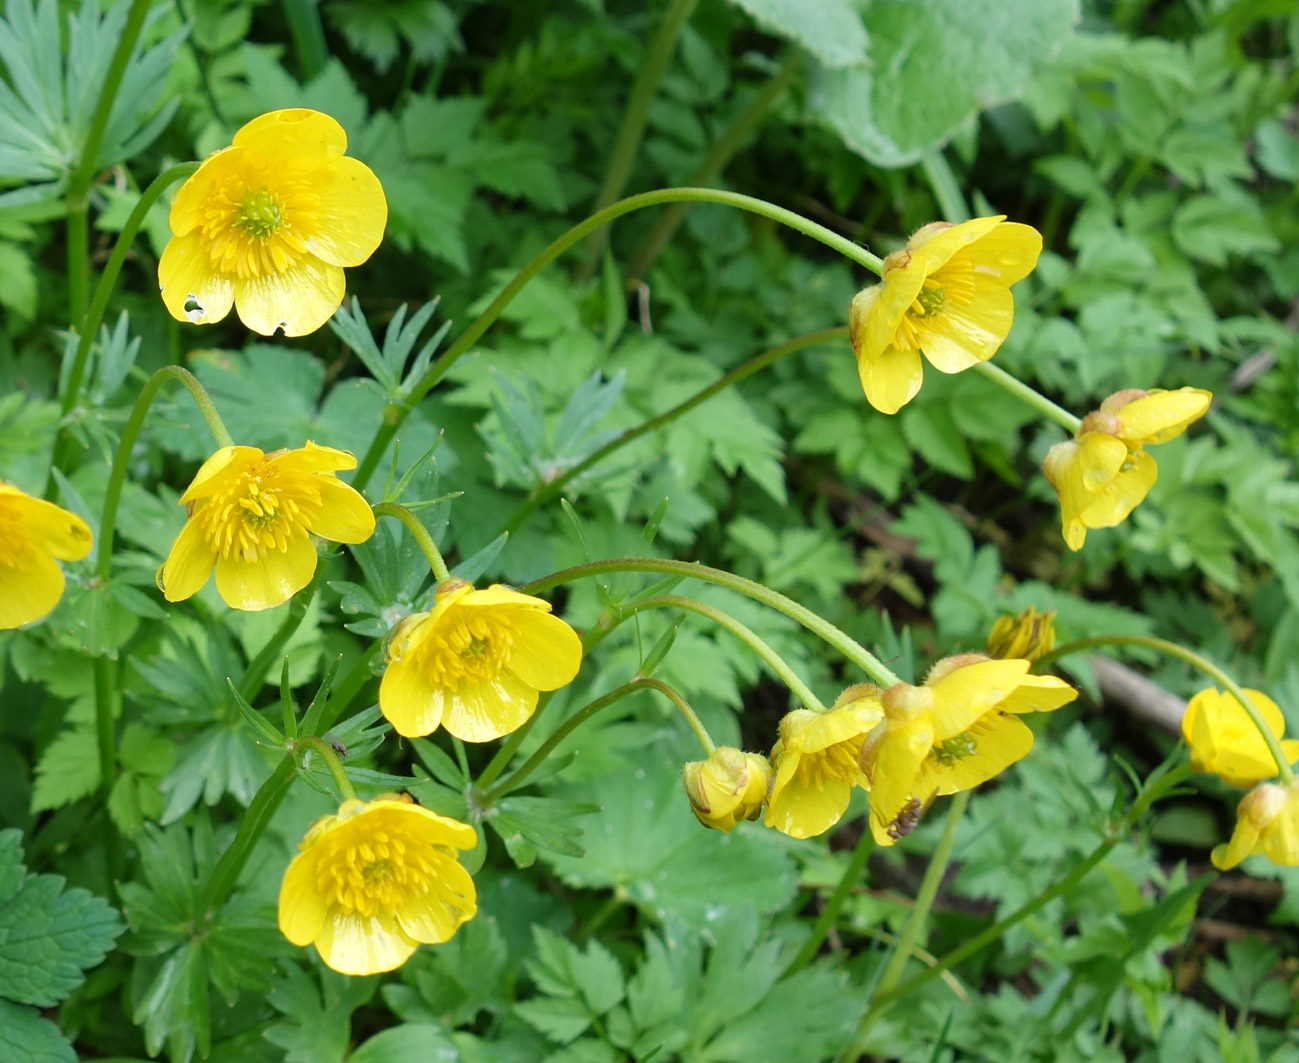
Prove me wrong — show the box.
[352,187,886,491]
[522,557,902,687]
[372,502,451,581]
[295,735,357,801]
[53,162,202,485]
[1039,634,1294,783]
[483,676,706,803]
[973,361,1081,433]
[496,327,847,537]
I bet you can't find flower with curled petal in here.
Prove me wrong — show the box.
[848,216,1042,414]
[380,579,583,742]
[277,795,477,975]
[1211,780,1299,871]
[1182,687,1299,788]
[159,441,375,611]
[0,482,93,628]
[158,108,387,337]
[682,746,772,832]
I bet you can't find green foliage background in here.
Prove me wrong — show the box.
[0,0,1297,1060]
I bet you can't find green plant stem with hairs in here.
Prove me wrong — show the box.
[582,0,699,271]
[483,676,706,802]
[373,502,451,582]
[65,0,152,326]
[522,557,902,687]
[850,791,969,1051]
[496,328,846,537]
[974,361,1081,433]
[351,186,885,492]
[1039,634,1294,783]
[297,735,357,801]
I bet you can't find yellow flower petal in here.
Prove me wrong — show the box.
[0,549,64,628]
[233,108,347,162]
[856,338,924,415]
[270,440,357,475]
[277,847,327,946]
[315,908,416,976]
[379,650,445,738]
[764,773,854,840]
[7,491,92,561]
[927,658,1031,741]
[1212,782,1299,870]
[306,476,376,543]
[214,533,318,611]
[1077,449,1157,530]
[0,484,94,629]
[158,231,236,326]
[442,670,538,742]
[918,270,1014,373]
[178,446,258,504]
[1182,687,1295,787]
[159,517,218,603]
[233,254,345,337]
[867,716,935,843]
[925,712,1034,795]
[394,857,478,944]
[1114,387,1212,446]
[907,215,1005,267]
[306,156,388,267]
[504,608,584,690]
[994,673,1077,715]
[961,221,1043,286]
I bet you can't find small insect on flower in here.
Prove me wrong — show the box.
[158,442,375,611]
[158,108,387,337]
[278,795,478,976]
[0,482,93,629]
[380,580,583,742]
[848,215,1042,414]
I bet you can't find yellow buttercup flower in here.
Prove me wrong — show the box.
[986,606,1056,663]
[380,580,583,742]
[860,655,1076,846]
[848,215,1042,414]
[683,746,772,832]
[278,795,478,975]
[158,108,387,337]
[159,441,375,612]
[1043,386,1211,550]
[0,483,93,628]
[1182,687,1299,788]
[1211,780,1299,870]
[765,689,883,839]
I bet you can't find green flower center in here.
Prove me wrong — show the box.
[235,189,285,239]
[928,731,978,766]
[916,285,946,316]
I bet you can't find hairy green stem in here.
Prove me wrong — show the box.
[626,594,824,711]
[522,558,901,686]
[1039,634,1294,783]
[94,655,123,890]
[484,676,703,801]
[297,735,357,801]
[197,756,297,918]
[623,52,801,285]
[238,573,322,700]
[65,0,152,324]
[973,361,1081,433]
[582,0,699,268]
[497,328,845,537]
[351,187,884,491]
[96,367,231,583]
[373,502,451,581]
[783,825,873,977]
[854,792,969,1047]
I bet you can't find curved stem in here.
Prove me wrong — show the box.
[855,791,969,1045]
[96,366,231,582]
[583,0,699,267]
[351,187,884,491]
[624,52,802,286]
[197,756,297,918]
[373,502,450,581]
[65,0,152,324]
[238,571,322,700]
[484,676,703,801]
[973,361,1081,433]
[497,328,845,537]
[1040,634,1294,784]
[783,825,873,977]
[626,594,824,711]
[641,675,714,754]
[296,735,357,801]
[521,558,901,686]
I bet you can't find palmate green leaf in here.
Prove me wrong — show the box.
[326,0,461,74]
[31,724,98,811]
[807,0,1079,167]
[727,0,868,68]
[0,999,75,1063]
[543,763,797,929]
[264,962,377,1063]
[349,1023,459,1063]
[0,829,123,1008]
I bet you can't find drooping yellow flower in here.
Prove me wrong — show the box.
[158,109,387,337]
[380,580,583,742]
[1043,386,1211,550]
[848,216,1042,414]
[860,655,1076,846]
[278,795,478,975]
[0,483,93,629]
[1211,780,1299,870]
[986,606,1056,663]
[682,746,772,832]
[159,441,375,612]
[1182,687,1299,788]
[765,689,883,839]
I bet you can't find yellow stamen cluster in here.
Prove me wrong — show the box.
[892,259,977,353]
[405,613,515,688]
[315,825,434,920]
[194,161,321,279]
[190,459,318,563]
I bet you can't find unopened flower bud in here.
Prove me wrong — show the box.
[682,746,771,832]
[986,607,1056,663]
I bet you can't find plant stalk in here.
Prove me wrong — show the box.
[783,825,873,977]
[373,502,451,581]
